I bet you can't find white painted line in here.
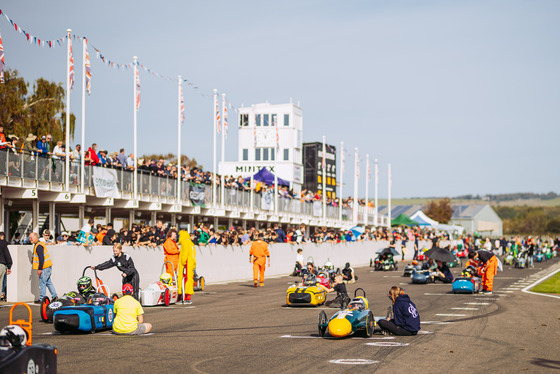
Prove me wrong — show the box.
[494,291,513,293]
[521,266,560,300]
[421,321,453,325]
[424,293,454,296]
[366,342,409,347]
[383,275,401,278]
[464,302,490,305]
[417,330,433,334]
[451,307,478,310]
[500,288,521,291]
[330,359,379,365]
[435,313,467,317]
[281,335,318,339]
[368,337,395,340]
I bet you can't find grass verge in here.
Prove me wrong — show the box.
[531,271,560,294]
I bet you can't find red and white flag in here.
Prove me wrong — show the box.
[135,65,140,110]
[84,38,92,94]
[367,158,371,180]
[215,95,221,134]
[0,29,5,83]
[179,84,185,124]
[274,116,279,153]
[68,35,74,92]
[223,104,228,138]
[341,146,345,174]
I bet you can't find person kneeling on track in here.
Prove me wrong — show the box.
[319,274,350,308]
[378,286,420,336]
[113,283,152,335]
[92,243,140,300]
[468,250,497,294]
[431,260,453,283]
[342,262,358,284]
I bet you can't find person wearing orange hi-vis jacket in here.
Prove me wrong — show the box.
[468,250,498,294]
[177,231,196,304]
[249,233,270,287]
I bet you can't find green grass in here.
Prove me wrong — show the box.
[531,271,560,294]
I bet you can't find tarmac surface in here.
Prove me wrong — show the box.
[1,257,560,374]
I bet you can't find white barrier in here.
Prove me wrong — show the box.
[6,240,434,302]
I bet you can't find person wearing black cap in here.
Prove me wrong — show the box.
[102,229,116,245]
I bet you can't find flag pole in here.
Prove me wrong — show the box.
[221,93,226,208]
[80,35,86,193]
[133,56,138,201]
[339,141,343,222]
[212,89,217,208]
[353,147,359,225]
[364,154,369,227]
[250,105,255,213]
[274,117,278,217]
[374,158,379,227]
[322,135,326,223]
[388,163,392,228]
[177,75,182,202]
[65,29,71,191]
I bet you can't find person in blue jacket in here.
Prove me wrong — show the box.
[378,286,420,336]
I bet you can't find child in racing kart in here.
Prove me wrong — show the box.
[77,276,97,301]
[320,274,350,308]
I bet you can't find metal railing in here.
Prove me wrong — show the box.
[0,150,387,226]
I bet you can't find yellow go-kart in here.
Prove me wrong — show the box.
[286,275,326,307]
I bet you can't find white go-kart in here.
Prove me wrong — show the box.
[140,261,180,307]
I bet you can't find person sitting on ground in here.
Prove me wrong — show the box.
[342,262,358,283]
[377,286,420,336]
[319,274,349,308]
[431,260,453,283]
[112,283,152,335]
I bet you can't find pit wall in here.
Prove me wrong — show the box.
[6,240,440,302]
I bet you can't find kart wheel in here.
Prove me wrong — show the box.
[199,276,205,291]
[111,293,119,302]
[40,296,50,322]
[318,311,327,337]
[366,311,374,337]
[164,288,171,306]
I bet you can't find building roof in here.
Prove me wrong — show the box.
[450,204,488,220]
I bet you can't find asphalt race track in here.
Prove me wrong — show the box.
[2,257,560,373]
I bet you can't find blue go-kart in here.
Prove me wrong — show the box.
[53,293,115,334]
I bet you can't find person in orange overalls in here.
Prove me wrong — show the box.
[249,233,270,287]
[163,229,180,276]
[468,250,497,294]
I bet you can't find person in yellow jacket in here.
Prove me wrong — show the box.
[29,232,58,303]
[163,229,180,276]
[177,230,196,304]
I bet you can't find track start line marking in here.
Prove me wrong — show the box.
[464,302,490,305]
[421,321,453,325]
[329,359,379,365]
[366,342,409,347]
[435,313,467,317]
[452,307,478,310]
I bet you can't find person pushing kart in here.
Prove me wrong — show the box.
[319,274,350,308]
[92,243,140,300]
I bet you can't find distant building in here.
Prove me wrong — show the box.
[377,203,502,236]
[220,102,304,192]
[302,142,337,198]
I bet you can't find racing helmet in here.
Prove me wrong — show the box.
[88,293,110,306]
[348,297,367,311]
[77,276,93,295]
[324,261,334,270]
[160,272,173,285]
[303,275,317,286]
[0,325,27,348]
[464,265,477,277]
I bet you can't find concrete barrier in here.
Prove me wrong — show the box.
[6,240,437,302]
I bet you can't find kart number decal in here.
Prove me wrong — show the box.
[108,308,114,323]
[336,312,351,319]
[49,301,63,309]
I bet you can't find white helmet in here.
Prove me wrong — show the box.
[0,325,27,347]
[324,261,333,270]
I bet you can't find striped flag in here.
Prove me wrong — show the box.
[223,103,228,138]
[179,83,185,124]
[215,95,221,134]
[84,38,92,94]
[0,29,5,83]
[274,116,279,153]
[341,145,345,174]
[68,35,74,92]
[367,158,371,180]
[135,65,140,110]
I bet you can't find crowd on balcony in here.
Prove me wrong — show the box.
[0,129,376,210]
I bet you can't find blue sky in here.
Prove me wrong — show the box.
[1,1,559,198]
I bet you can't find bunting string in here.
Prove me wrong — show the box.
[0,8,241,115]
